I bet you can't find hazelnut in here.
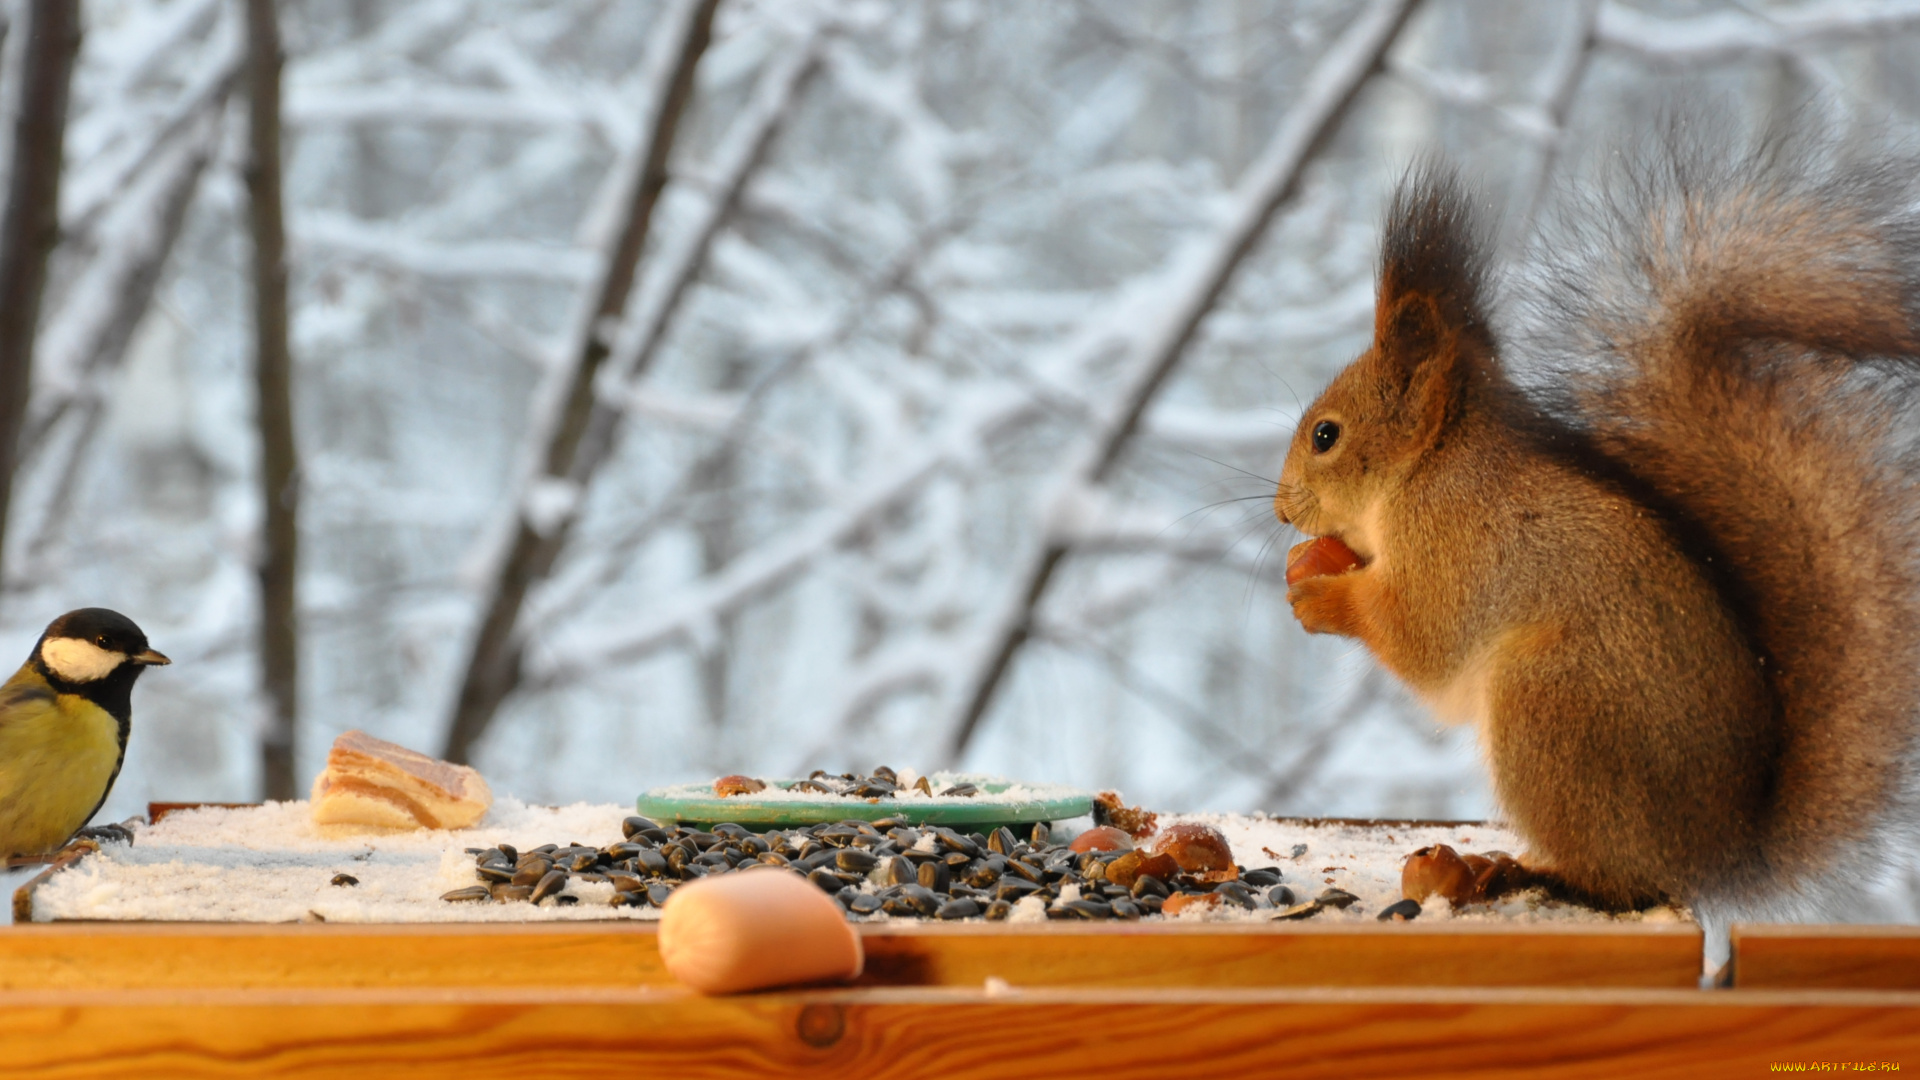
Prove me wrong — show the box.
[1401,843,1475,905]
[1285,535,1363,585]
[1102,851,1179,889]
[1161,892,1221,917]
[1103,850,1144,889]
[713,774,767,797]
[1138,852,1179,882]
[1472,852,1531,900]
[1151,823,1234,874]
[1068,825,1134,853]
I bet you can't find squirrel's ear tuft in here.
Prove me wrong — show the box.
[1374,162,1494,439]
[1378,162,1491,356]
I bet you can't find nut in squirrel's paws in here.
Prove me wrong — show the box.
[1285,536,1366,635]
[1285,536,1363,585]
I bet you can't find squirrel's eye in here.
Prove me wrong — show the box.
[1311,420,1341,454]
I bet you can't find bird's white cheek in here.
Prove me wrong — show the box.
[41,638,125,683]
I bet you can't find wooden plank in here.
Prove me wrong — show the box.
[0,923,669,990]
[0,985,1908,1079]
[858,920,1704,989]
[1732,924,1920,990]
[0,919,1702,991]
[7,842,98,921]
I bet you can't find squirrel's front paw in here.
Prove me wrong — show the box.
[1287,575,1359,636]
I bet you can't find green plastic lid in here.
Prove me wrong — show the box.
[635,774,1092,832]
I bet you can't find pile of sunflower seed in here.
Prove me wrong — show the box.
[441,814,1353,920]
[785,766,977,799]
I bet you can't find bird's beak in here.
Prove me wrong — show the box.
[133,649,171,666]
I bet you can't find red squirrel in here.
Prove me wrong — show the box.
[1274,135,1920,911]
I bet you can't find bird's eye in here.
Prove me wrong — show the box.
[94,635,109,648]
[1311,420,1341,454]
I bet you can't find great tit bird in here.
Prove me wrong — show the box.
[0,609,168,859]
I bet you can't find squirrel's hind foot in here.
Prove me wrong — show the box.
[1402,843,1668,912]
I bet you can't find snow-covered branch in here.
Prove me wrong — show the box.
[1595,0,1920,61]
[527,380,1045,684]
[441,0,721,764]
[283,86,597,130]
[527,206,971,628]
[292,211,596,284]
[940,0,1421,763]
[1032,619,1342,806]
[1506,0,1600,250]
[11,111,220,577]
[1384,57,1556,144]
[572,17,829,477]
[29,111,223,437]
[61,4,239,239]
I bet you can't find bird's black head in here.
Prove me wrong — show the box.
[32,609,170,700]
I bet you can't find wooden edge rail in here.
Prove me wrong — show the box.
[0,919,1703,991]
[1730,922,1920,990]
[145,802,258,824]
[856,919,1704,989]
[0,985,1910,1079]
[7,840,98,922]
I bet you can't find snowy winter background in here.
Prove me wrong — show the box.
[0,0,1917,916]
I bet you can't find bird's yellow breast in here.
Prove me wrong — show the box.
[0,668,121,857]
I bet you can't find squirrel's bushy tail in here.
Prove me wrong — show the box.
[1518,120,1920,911]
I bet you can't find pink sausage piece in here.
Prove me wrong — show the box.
[657,867,864,994]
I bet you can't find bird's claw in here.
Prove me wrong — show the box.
[73,823,135,847]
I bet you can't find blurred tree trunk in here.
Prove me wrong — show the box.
[244,0,300,800]
[0,1,79,592]
[442,0,720,764]
[692,443,739,733]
